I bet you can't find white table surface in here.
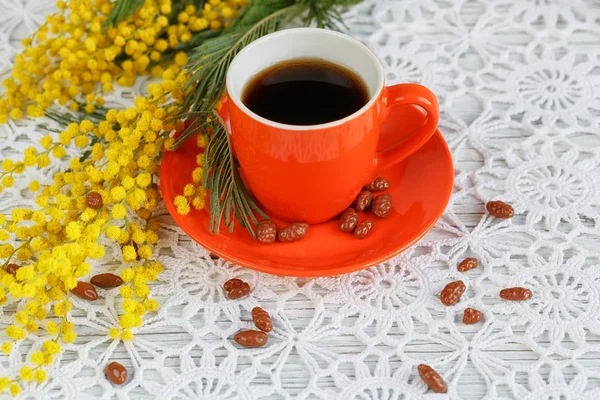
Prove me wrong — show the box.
[1,0,600,399]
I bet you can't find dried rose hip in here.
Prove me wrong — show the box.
[256,220,277,244]
[223,278,243,291]
[277,223,309,242]
[234,330,268,347]
[227,282,251,300]
[458,258,478,272]
[486,201,514,218]
[440,280,466,306]
[339,208,359,232]
[5,264,20,275]
[252,307,273,333]
[86,191,103,209]
[499,287,532,301]
[91,273,123,289]
[364,177,390,192]
[354,190,373,212]
[418,364,447,393]
[372,194,392,218]
[105,361,127,385]
[354,220,374,239]
[463,308,482,324]
[71,281,99,301]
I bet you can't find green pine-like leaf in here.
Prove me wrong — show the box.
[103,0,145,30]
[202,113,267,236]
[297,0,362,30]
[227,0,295,30]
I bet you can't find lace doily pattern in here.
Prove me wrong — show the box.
[1,0,600,399]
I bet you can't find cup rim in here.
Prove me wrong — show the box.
[225,27,384,131]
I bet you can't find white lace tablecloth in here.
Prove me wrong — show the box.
[1,0,600,399]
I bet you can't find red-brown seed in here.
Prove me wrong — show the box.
[227,282,250,300]
[234,330,268,347]
[354,190,373,212]
[499,287,532,301]
[256,220,277,244]
[440,280,466,306]
[354,220,374,239]
[418,364,447,393]
[458,258,478,272]
[277,223,309,242]
[90,273,123,289]
[338,208,359,233]
[85,191,103,209]
[364,176,390,192]
[5,264,20,275]
[372,194,392,218]
[70,281,99,301]
[486,200,514,218]
[463,308,483,324]
[105,361,127,385]
[209,253,220,260]
[223,278,243,291]
[251,307,273,333]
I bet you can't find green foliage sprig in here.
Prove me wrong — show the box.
[103,0,146,30]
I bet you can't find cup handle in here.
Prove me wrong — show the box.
[371,83,439,175]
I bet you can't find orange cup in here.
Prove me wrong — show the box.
[226,28,439,224]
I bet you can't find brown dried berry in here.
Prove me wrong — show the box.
[227,282,250,300]
[71,281,99,301]
[224,278,243,291]
[90,273,123,289]
[372,194,392,218]
[354,220,374,239]
[338,208,359,232]
[354,190,373,212]
[486,200,514,218]
[5,264,20,275]
[277,223,309,242]
[440,280,466,306]
[105,361,127,385]
[417,364,447,393]
[252,307,273,333]
[458,258,478,272]
[499,287,532,301]
[463,308,483,324]
[234,330,268,348]
[364,176,390,192]
[256,220,277,244]
[85,191,103,209]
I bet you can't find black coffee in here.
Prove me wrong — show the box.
[242,58,370,125]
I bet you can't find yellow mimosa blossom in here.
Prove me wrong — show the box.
[0,0,245,394]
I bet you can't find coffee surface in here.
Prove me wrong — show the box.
[242,58,369,125]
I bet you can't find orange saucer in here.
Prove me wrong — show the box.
[160,104,453,277]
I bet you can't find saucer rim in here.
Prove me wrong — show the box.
[160,129,453,277]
